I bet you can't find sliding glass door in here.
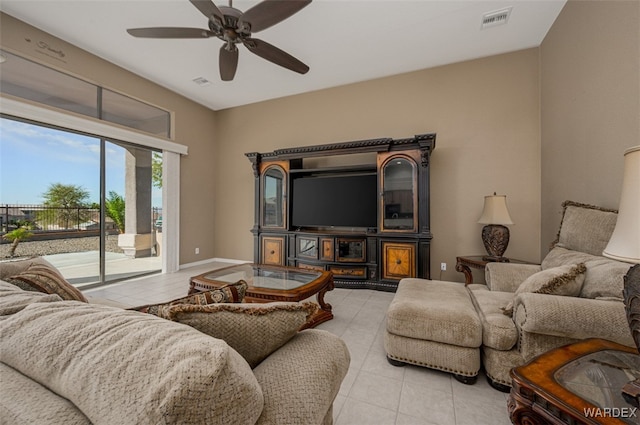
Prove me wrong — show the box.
[104,141,162,282]
[0,116,162,286]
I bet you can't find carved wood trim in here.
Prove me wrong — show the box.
[246,133,435,161]
[246,152,261,178]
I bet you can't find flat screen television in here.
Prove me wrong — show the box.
[291,173,378,229]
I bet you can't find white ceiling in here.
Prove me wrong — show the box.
[1,0,566,111]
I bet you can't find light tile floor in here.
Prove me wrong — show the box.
[83,261,512,425]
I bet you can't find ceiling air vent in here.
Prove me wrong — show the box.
[192,77,211,86]
[481,7,512,29]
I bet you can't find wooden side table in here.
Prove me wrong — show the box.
[455,255,533,285]
[508,338,640,425]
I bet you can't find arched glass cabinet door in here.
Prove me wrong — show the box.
[380,156,417,232]
[261,165,286,228]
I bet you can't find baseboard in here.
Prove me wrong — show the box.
[212,257,252,264]
[179,257,249,270]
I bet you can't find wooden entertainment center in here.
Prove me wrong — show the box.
[246,133,436,291]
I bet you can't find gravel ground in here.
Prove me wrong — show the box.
[0,235,123,259]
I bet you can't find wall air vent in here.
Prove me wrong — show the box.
[192,77,211,86]
[481,7,512,29]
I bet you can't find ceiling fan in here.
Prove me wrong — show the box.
[127,0,311,81]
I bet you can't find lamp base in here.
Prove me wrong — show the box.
[481,224,510,260]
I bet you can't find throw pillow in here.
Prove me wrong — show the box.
[552,201,618,256]
[6,263,88,303]
[130,280,248,316]
[0,256,57,281]
[164,301,319,368]
[502,263,587,316]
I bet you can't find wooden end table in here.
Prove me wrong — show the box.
[508,338,640,425]
[455,255,534,285]
[189,263,334,330]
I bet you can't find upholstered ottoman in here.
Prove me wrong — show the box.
[384,278,482,383]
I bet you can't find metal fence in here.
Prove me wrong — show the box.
[0,204,161,235]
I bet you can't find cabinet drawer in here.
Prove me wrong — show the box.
[382,242,416,280]
[262,236,285,266]
[320,238,334,261]
[297,262,325,272]
[329,265,367,279]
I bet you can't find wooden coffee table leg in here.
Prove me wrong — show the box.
[301,278,335,330]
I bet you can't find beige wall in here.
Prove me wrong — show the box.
[0,13,218,265]
[214,49,542,281]
[540,0,640,256]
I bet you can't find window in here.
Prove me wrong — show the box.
[0,50,170,137]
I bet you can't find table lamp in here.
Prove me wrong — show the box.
[603,146,640,264]
[603,146,640,408]
[478,193,514,262]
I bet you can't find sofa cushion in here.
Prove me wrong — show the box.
[0,363,91,425]
[386,279,482,348]
[484,263,542,293]
[5,263,88,302]
[552,201,617,256]
[542,246,596,270]
[579,259,630,300]
[130,280,247,316]
[468,289,517,351]
[542,247,630,300]
[0,301,264,425]
[164,301,318,368]
[0,280,63,316]
[503,263,587,316]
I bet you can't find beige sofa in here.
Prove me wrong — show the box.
[470,201,635,390]
[0,258,350,425]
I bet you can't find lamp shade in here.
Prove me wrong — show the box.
[478,194,514,225]
[603,146,640,264]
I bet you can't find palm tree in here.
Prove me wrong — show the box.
[105,191,125,233]
[3,227,33,257]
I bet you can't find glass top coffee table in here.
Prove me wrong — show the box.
[509,338,640,425]
[189,263,334,329]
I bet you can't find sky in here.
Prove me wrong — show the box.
[0,117,161,207]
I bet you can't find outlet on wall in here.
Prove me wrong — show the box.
[195,247,200,255]
[440,262,447,271]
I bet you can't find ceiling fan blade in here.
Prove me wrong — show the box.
[127,27,215,38]
[189,0,225,24]
[239,0,312,33]
[243,38,309,74]
[219,45,239,81]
